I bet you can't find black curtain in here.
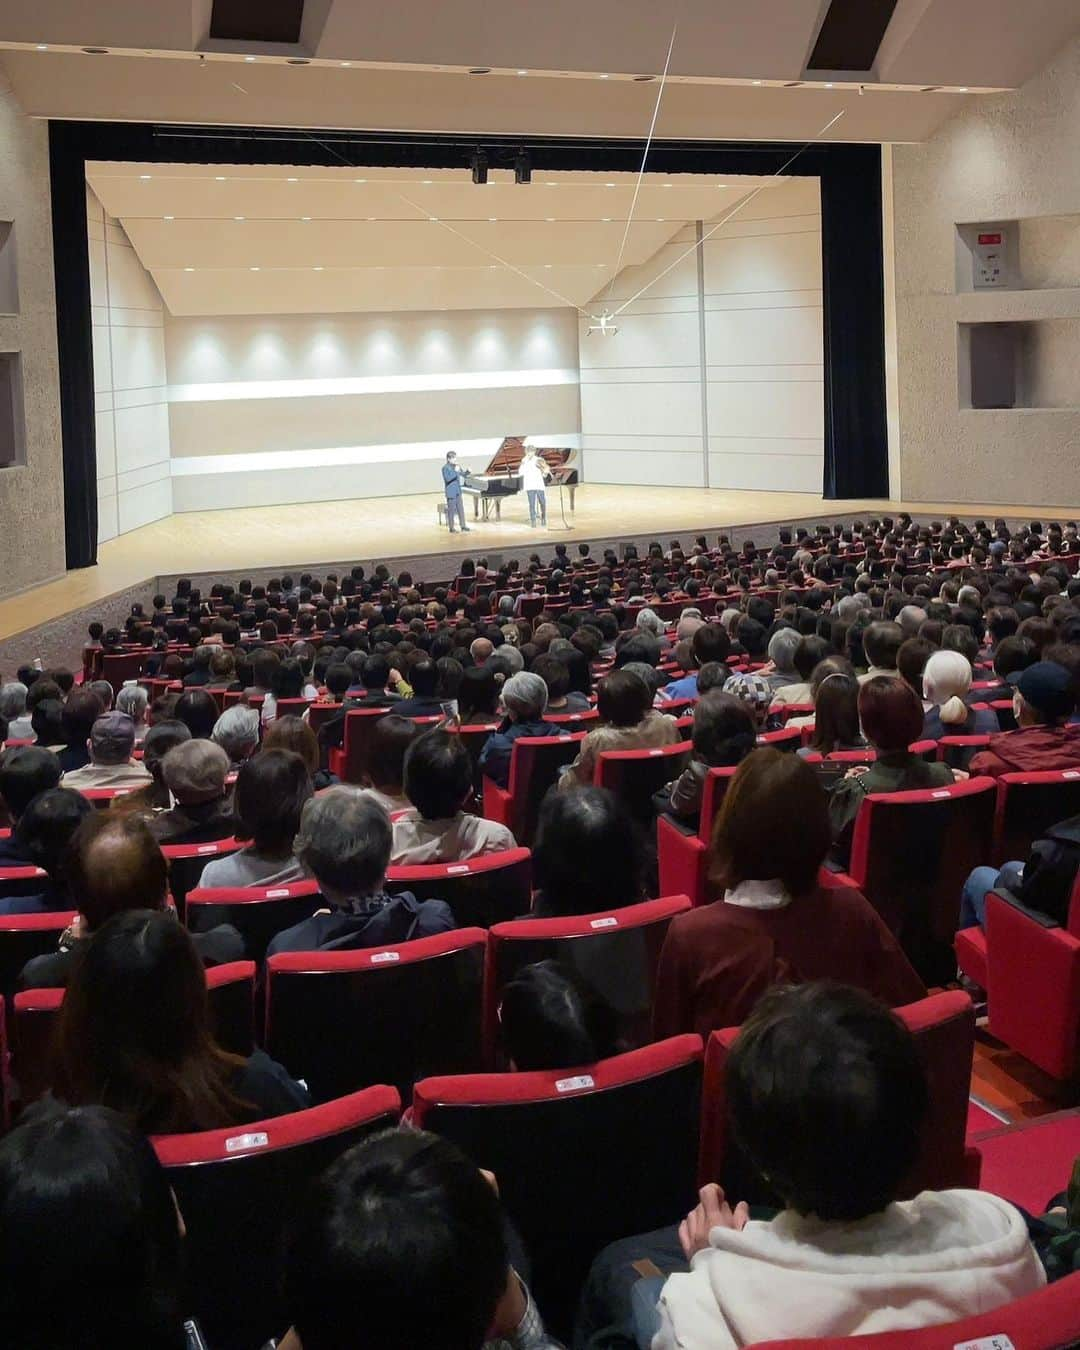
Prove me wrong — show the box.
[49,122,98,570]
[819,145,889,499]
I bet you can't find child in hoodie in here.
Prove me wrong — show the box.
[648,982,1043,1348]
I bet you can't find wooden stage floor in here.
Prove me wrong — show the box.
[3,483,1079,644]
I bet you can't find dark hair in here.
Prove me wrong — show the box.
[859,676,924,752]
[810,672,863,755]
[403,730,473,819]
[727,983,927,1220]
[691,624,731,668]
[324,663,353,699]
[708,749,830,897]
[0,1100,185,1350]
[262,715,321,776]
[862,621,904,671]
[173,688,219,740]
[941,624,979,666]
[362,653,391,690]
[15,787,92,883]
[896,637,935,700]
[793,635,832,682]
[233,749,313,852]
[52,910,250,1134]
[597,669,651,727]
[68,813,168,931]
[993,635,1036,682]
[458,666,499,721]
[366,715,420,794]
[271,658,306,700]
[61,688,104,748]
[530,652,570,701]
[405,659,439,698]
[691,692,756,767]
[284,1129,508,1350]
[532,786,645,916]
[0,744,62,821]
[500,961,619,1071]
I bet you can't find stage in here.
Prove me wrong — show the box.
[2,483,1078,673]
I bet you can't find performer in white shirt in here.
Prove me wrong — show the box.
[520,447,551,528]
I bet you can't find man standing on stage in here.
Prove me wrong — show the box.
[442,450,470,533]
[521,445,550,529]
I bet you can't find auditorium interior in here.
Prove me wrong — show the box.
[2,2,1080,1346]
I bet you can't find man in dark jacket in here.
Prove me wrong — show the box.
[477,671,568,790]
[969,662,1080,779]
[959,812,1080,930]
[266,788,453,955]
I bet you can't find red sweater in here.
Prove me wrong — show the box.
[969,724,1080,779]
[652,883,925,1041]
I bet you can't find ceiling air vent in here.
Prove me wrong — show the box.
[808,0,898,73]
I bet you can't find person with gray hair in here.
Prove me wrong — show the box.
[211,705,261,770]
[493,644,524,676]
[87,680,116,712]
[149,738,234,844]
[835,593,872,624]
[636,608,667,639]
[266,788,454,955]
[0,683,32,740]
[898,604,927,640]
[115,685,150,744]
[110,719,190,815]
[765,627,803,693]
[477,670,568,790]
[61,713,151,792]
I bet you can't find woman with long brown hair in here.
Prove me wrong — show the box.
[51,910,308,1133]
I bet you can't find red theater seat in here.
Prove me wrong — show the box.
[834,777,997,983]
[264,929,487,1101]
[593,740,692,822]
[656,766,739,906]
[186,878,324,962]
[155,1086,401,1350]
[699,991,979,1203]
[957,875,1080,1080]
[994,770,1080,866]
[0,911,75,999]
[485,895,692,1058]
[413,1035,703,1335]
[386,847,533,928]
[482,734,584,846]
[161,837,241,919]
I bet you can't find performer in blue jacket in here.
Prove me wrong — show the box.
[442,450,471,533]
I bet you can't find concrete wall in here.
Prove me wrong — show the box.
[0,73,65,598]
[891,33,1080,507]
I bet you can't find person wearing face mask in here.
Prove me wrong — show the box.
[968,662,1080,779]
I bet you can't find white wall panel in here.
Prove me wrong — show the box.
[115,402,171,474]
[117,478,173,534]
[580,382,701,438]
[703,305,823,367]
[709,449,823,492]
[585,448,705,487]
[707,380,824,440]
[109,325,168,393]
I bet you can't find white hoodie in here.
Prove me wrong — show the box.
[653,1190,1044,1349]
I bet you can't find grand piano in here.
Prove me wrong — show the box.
[462,436,579,521]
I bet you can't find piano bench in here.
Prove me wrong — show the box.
[437,502,448,527]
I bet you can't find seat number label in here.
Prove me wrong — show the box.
[371,951,400,964]
[225,1132,268,1153]
[555,1075,595,1093]
[590,917,619,929]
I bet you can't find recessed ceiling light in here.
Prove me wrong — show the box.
[516,69,528,76]
[544,263,553,268]
[545,217,556,222]
[662,182,673,188]
[657,217,666,222]
[354,177,367,183]
[489,264,498,269]
[602,217,613,222]
[599,73,610,80]
[313,265,324,271]
[35,44,47,51]
[545,182,558,187]
[605,183,616,188]
[184,267,195,272]
[250,266,260,271]
[340,61,352,68]
[215,175,226,181]
[163,215,174,221]
[422,179,433,184]
[301,215,311,221]
[234,215,245,221]
[825,82,834,88]
[367,216,377,221]
[287,176,299,182]
[488,216,497,222]
[430,216,439,222]
[958,86,969,92]
[244,55,256,62]
[139,174,151,180]
[752,79,762,86]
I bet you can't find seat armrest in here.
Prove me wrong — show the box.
[990,886,1060,929]
[481,778,512,826]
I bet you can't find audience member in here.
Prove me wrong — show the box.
[763,627,802,693]
[395,730,516,862]
[0,745,62,862]
[921,649,998,739]
[57,688,105,772]
[391,659,445,717]
[0,787,92,916]
[560,670,680,790]
[198,749,312,888]
[0,682,33,740]
[769,635,831,708]
[150,739,234,843]
[52,909,308,1132]
[859,620,904,682]
[263,713,337,790]
[800,670,866,759]
[969,661,1080,777]
[653,750,923,1038]
[478,671,568,790]
[279,1130,556,1350]
[19,813,243,988]
[658,625,730,703]
[531,787,645,916]
[173,688,219,741]
[267,789,454,954]
[111,719,190,817]
[959,808,1080,931]
[721,672,775,731]
[458,665,501,725]
[662,692,757,822]
[499,960,620,1071]
[211,703,261,770]
[0,1100,190,1350]
[115,684,150,744]
[60,712,151,791]
[829,678,956,866]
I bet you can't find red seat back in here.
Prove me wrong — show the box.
[161,838,241,920]
[340,706,392,784]
[697,766,739,843]
[386,847,533,928]
[849,777,997,982]
[265,929,487,1102]
[995,770,1080,866]
[155,1086,401,1349]
[0,911,75,1000]
[187,878,324,963]
[699,991,977,1203]
[493,735,583,845]
[413,1036,703,1332]
[593,740,692,822]
[486,895,693,1057]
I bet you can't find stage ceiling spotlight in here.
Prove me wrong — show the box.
[471,149,489,185]
[586,312,619,336]
[514,151,532,185]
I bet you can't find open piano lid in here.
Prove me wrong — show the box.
[480,436,576,478]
